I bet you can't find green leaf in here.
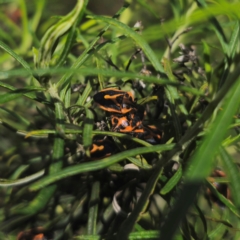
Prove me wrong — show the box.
[83,107,94,156]
[57,3,130,98]
[0,67,204,96]
[159,77,240,239]
[202,40,212,82]
[186,82,240,181]
[29,144,174,191]
[0,170,44,187]
[219,146,240,212]
[0,87,45,104]
[126,157,152,170]
[88,15,165,74]
[129,230,159,239]
[228,21,239,58]
[160,165,182,195]
[0,81,50,104]
[11,102,65,216]
[88,181,100,235]
[0,40,31,73]
[76,80,92,106]
[206,180,240,217]
[36,0,88,69]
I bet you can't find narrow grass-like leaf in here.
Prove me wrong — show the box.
[88,181,100,235]
[136,0,158,18]
[163,58,182,141]
[73,236,100,240]
[222,134,240,147]
[162,58,189,119]
[160,165,182,195]
[219,146,240,212]
[126,157,152,169]
[208,222,227,240]
[1,67,203,95]
[227,21,239,58]
[0,81,51,104]
[0,40,31,73]
[18,0,32,53]
[202,40,212,83]
[186,83,240,181]
[55,24,77,68]
[83,107,94,156]
[0,170,45,187]
[129,230,159,239]
[196,0,228,54]
[57,3,130,98]
[88,15,165,74]
[194,204,207,237]
[206,180,239,217]
[4,165,29,204]
[76,80,92,106]
[23,129,157,146]
[0,107,30,126]
[159,78,240,239]
[0,87,45,104]
[63,85,71,108]
[36,0,87,69]
[31,0,46,32]
[11,102,65,216]
[116,163,163,239]
[54,0,88,68]
[29,144,174,191]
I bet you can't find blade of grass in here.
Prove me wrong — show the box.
[160,164,182,195]
[88,15,165,74]
[206,180,240,217]
[88,181,100,235]
[116,160,163,240]
[55,0,88,68]
[0,40,31,73]
[0,170,45,187]
[219,146,240,212]
[115,64,240,240]
[83,107,94,156]
[57,2,130,98]
[29,144,174,191]
[159,76,240,240]
[0,87,45,104]
[0,67,204,96]
[76,80,92,106]
[10,101,65,216]
[36,0,87,69]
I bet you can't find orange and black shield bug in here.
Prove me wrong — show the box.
[126,105,145,128]
[111,105,145,132]
[90,139,115,159]
[93,88,135,114]
[111,115,130,131]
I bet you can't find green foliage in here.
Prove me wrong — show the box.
[0,0,240,239]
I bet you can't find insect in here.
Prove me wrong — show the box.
[126,105,145,129]
[110,115,130,131]
[93,88,136,114]
[94,88,163,145]
[110,105,145,132]
[90,139,116,159]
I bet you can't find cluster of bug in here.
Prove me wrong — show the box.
[90,88,163,159]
